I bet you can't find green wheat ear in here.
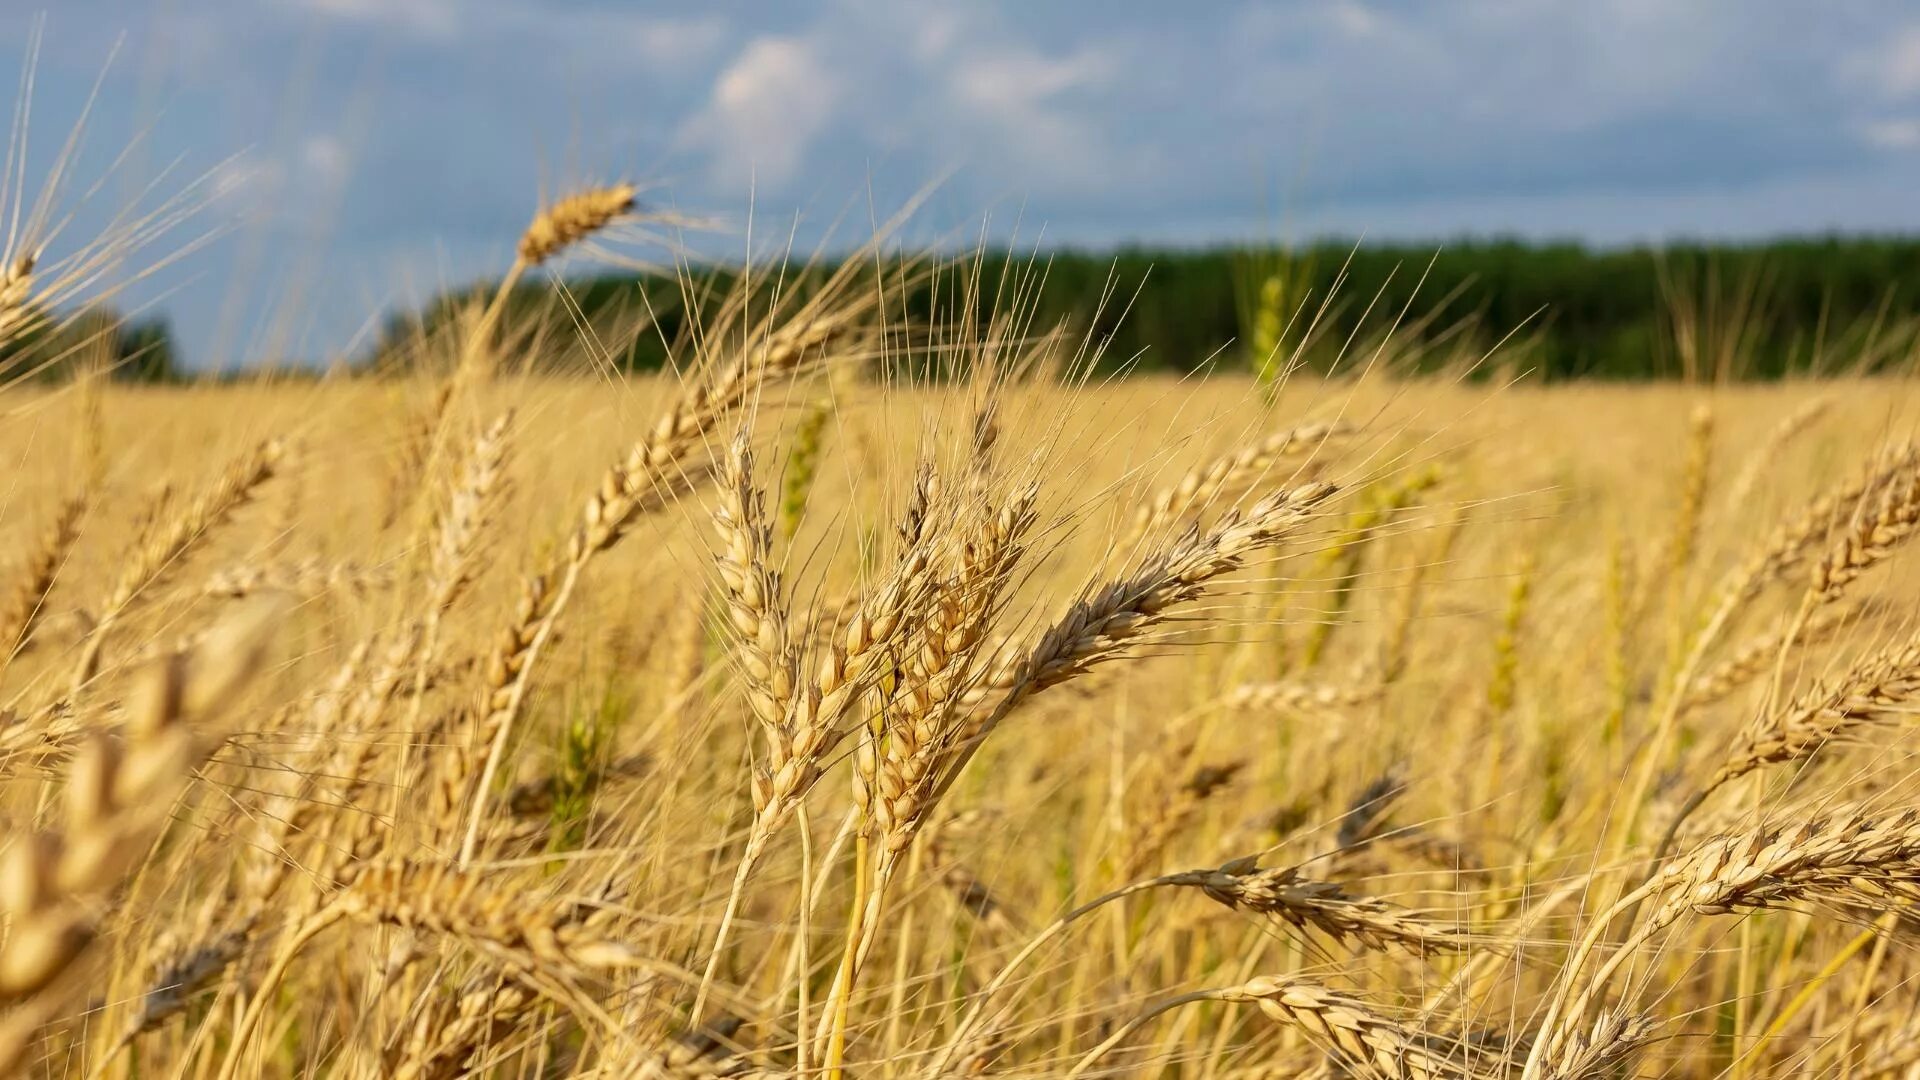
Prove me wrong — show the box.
[1486,550,1536,716]
[546,681,625,854]
[1303,466,1444,666]
[779,400,832,542]
[1251,273,1285,395]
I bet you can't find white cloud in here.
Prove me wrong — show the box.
[908,9,966,61]
[1842,24,1920,99]
[299,134,350,189]
[1862,117,1920,149]
[782,2,1133,195]
[1326,0,1384,38]
[278,0,727,73]
[620,16,729,70]
[680,36,841,187]
[1878,27,1920,97]
[949,47,1111,114]
[942,43,1121,188]
[506,11,729,74]
[282,0,460,39]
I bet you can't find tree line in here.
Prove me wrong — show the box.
[23,236,1920,383]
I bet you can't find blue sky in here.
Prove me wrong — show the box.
[5,0,1920,367]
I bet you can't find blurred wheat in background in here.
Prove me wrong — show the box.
[7,48,1920,1080]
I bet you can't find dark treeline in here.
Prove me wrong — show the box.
[0,306,180,384]
[1059,236,1920,379]
[50,236,1920,383]
[370,237,1920,382]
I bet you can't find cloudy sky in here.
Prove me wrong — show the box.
[4,0,1920,367]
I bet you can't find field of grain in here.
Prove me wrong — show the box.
[6,184,1920,1080]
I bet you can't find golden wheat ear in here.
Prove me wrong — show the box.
[0,598,278,1071]
[517,184,639,268]
[1066,973,1507,1080]
[1163,858,1476,954]
[0,253,37,350]
[0,493,86,668]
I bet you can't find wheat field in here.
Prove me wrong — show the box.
[5,174,1920,1080]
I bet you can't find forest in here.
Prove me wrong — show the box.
[15,237,1920,382]
[368,236,1920,382]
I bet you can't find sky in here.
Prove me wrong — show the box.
[3,0,1920,368]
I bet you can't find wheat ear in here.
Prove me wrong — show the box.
[1123,420,1347,547]
[1531,806,1920,1076]
[384,976,532,1080]
[1066,974,1505,1080]
[0,602,274,1070]
[816,484,1038,1064]
[1161,857,1473,954]
[517,184,638,267]
[0,253,37,347]
[1692,627,1920,807]
[714,434,796,731]
[1809,459,1920,600]
[936,481,1338,798]
[1,492,85,666]
[690,523,933,1025]
[70,439,284,694]
[1677,600,1865,716]
[449,308,861,865]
